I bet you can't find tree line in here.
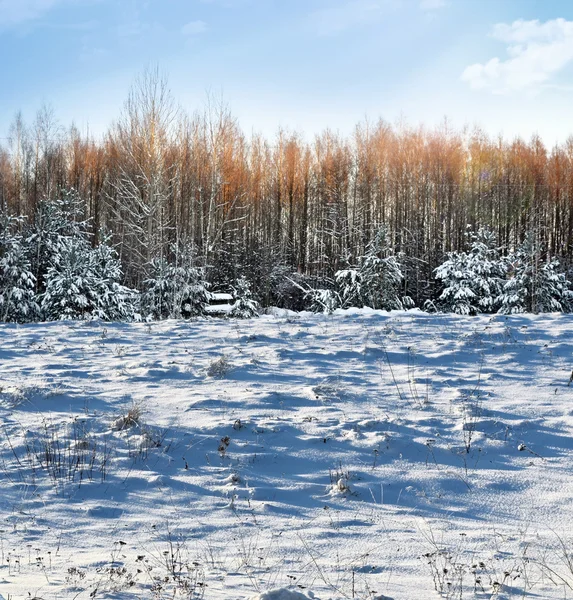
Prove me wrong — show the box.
[0,70,572,316]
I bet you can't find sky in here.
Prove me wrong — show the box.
[1,0,573,146]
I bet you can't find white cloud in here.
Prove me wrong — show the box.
[462,18,573,93]
[181,20,207,36]
[419,0,446,11]
[309,1,386,36]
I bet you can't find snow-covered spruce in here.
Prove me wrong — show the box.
[1,193,139,322]
[0,213,39,322]
[498,230,573,314]
[434,251,475,315]
[25,190,90,296]
[40,238,94,320]
[85,239,139,321]
[435,227,505,315]
[40,236,138,321]
[336,227,409,311]
[466,227,506,312]
[228,275,260,318]
[305,287,340,314]
[302,228,409,315]
[142,253,210,320]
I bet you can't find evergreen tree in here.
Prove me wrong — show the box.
[306,287,340,314]
[141,257,172,319]
[435,227,505,315]
[466,228,506,312]
[335,227,406,310]
[434,251,476,315]
[499,231,573,314]
[40,235,138,321]
[534,259,573,312]
[228,276,259,318]
[26,190,89,295]
[40,237,94,320]
[31,192,139,321]
[335,268,361,308]
[176,263,211,318]
[0,214,39,322]
[142,246,210,319]
[88,237,139,321]
[268,264,311,311]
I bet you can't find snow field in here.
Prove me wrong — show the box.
[0,309,572,599]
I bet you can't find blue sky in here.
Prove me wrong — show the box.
[1,0,573,145]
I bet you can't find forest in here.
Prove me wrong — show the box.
[0,71,572,321]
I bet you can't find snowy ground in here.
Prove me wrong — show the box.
[0,309,573,599]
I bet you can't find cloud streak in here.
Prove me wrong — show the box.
[462,18,573,93]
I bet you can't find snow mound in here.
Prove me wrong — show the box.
[249,589,317,600]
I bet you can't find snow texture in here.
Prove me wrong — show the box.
[0,310,573,599]
[250,589,316,600]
